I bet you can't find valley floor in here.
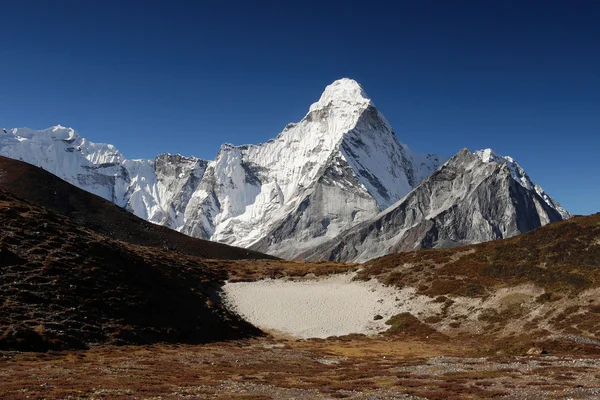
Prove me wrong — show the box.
[2,337,600,400]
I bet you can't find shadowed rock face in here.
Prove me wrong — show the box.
[153,153,208,227]
[304,149,563,262]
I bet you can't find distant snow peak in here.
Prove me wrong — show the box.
[474,148,533,189]
[47,125,78,141]
[474,148,497,163]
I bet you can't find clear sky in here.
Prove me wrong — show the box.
[1,1,599,215]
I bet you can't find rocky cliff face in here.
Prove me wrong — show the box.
[153,154,208,228]
[303,149,565,262]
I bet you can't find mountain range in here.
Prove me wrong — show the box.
[0,78,570,261]
[2,152,598,354]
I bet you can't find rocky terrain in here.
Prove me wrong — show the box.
[1,164,595,353]
[0,156,598,398]
[2,339,600,399]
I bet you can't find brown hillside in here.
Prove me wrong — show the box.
[0,189,261,351]
[360,213,600,296]
[0,156,275,260]
[355,213,600,349]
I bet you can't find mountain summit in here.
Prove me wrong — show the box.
[181,78,445,257]
[309,78,372,111]
[0,78,569,260]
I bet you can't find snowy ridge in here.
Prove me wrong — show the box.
[309,77,372,112]
[474,149,572,219]
[0,126,210,227]
[0,125,129,204]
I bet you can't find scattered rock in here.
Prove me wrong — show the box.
[526,347,548,355]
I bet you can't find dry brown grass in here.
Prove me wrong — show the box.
[384,312,439,337]
[0,191,261,351]
[219,259,358,282]
[358,213,600,295]
[1,337,599,399]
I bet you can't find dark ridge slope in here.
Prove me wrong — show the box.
[0,189,261,351]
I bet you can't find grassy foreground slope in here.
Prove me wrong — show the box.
[0,189,261,351]
[357,213,600,351]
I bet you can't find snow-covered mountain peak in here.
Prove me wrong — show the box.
[309,78,371,112]
[475,148,517,165]
[6,125,77,141]
[474,148,534,190]
[50,124,70,132]
[48,125,78,141]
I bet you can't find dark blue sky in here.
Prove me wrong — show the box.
[2,1,599,215]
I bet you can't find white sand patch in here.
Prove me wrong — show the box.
[221,273,441,339]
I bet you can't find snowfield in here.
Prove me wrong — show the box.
[221,273,440,339]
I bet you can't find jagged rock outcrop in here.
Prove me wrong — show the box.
[304,148,566,262]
